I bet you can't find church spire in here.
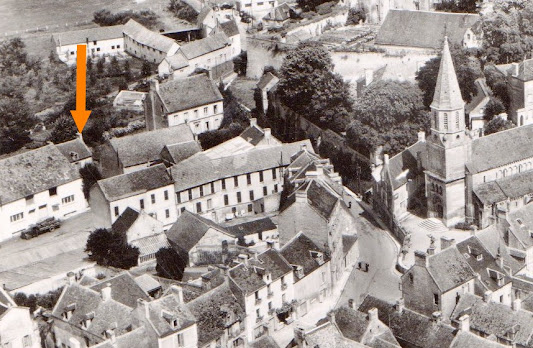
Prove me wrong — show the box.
[430,37,465,111]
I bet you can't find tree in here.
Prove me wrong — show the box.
[156,247,186,280]
[416,46,482,108]
[168,0,198,23]
[50,115,78,144]
[484,117,515,135]
[296,0,331,12]
[141,61,152,77]
[107,56,122,77]
[85,228,140,269]
[346,7,366,25]
[123,60,133,81]
[79,163,102,200]
[0,97,34,154]
[484,64,511,109]
[434,0,478,13]
[483,97,506,121]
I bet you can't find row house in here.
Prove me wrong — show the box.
[145,74,224,134]
[51,25,125,64]
[170,140,313,223]
[56,135,93,169]
[0,288,41,348]
[123,19,180,64]
[0,144,87,241]
[89,164,177,229]
[228,250,295,343]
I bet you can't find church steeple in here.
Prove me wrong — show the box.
[430,37,466,134]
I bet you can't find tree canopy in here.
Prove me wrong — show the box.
[484,117,515,135]
[434,0,478,13]
[85,228,139,269]
[156,247,186,280]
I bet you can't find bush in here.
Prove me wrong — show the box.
[168,0,198,23]
[316,1,336,15]
[346,8,366,25]
[79,163,102,200]
[14,287,64,312]
[85,228,140,269]
[93,9,159,28]
[156,247,186,280]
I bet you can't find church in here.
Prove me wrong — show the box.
[373,38,533,230]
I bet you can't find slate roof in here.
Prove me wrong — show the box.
[476,225,523,274]
[165,210,233,252]
[123,19,177,53]
[283,180,341,221]
[219,19,240,37]
[52,25,124,46]
[358,295,456,348]
[92,327,151,348]
[263,3,292,21]
[474,170,533,205]
[197,7,213,26]
[449,331,506,348]
[250,336,281,348]
[301,322,366,348]
[506,203,533,249]
[467,124,533,174]
[451,293,533,347]
[431,37,465,111]
[280,232,329,280]
[157,74,223,113]
[376,10,480,49]
[186,281,244,345]
[240,125,266,146]
[96,164,173,202]
[0,144,80,205]
[90,272,151,308]
[170,140,313,192]
[143,291,196,338]
[425,246,476,293]
[179,33,229,59]
[385,141,426,190]
[109,124,194,168]
[229,249,292,294]
[52,283,134,338]
[335,306,371,342]
[135,274,162,293]
[504,59,533,82]
[56,137,92,163]
[131,233,169,257]
[112,207,141,236]
[257,72,279,90]
[225,217,277,237]
[164,53,190,70]
[161,141,202,165]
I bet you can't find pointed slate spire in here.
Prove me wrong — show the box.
[430,37,465,111]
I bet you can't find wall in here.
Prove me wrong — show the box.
[284,11,348,43]
[278,203,328,246]
[126,213,164,243]
[56,37,124,65]
[441,280,475,318]
[0,308,41,348]
[293,261,331,318]
[402,265,440,317]
[124,34,179,64]
[167,101,224,134]
[189,228,236,266]
[159,324,198,348]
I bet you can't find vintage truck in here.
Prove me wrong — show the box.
[20,218,61,240]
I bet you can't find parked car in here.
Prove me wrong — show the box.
[21,218,61,240]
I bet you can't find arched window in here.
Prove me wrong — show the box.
[443,113,448,130]
[455,112,460,129]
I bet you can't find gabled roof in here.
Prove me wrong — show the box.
[225,217,277,237]
[474,169,533,205]
[283,180,341,221]
[92,327,151,348]
[112,207,141,236]
[96,164,173,202]
[219,19,240,37]
[376,10,480,49]
[197,6,214,26]
[157,74,223,113]
[90,272,151,308]
[476,225,523,274]
[500,59,533,82]
[424,246,476,293]
[164,53,190,70]
[280,232,329,280]
[384,140,426,190]
[450,331,507,348]
[109,124,195,168]
[467,124,533,174]
[0,288,15,307]
[161,141,202,165]
[0,144,80,205]
[143,290,196,338]
[257,72,279,90]
[250,336,281,348]
[135,274,162,293]
[263,2,292,21]
[430,37,465,111]
[123,19,178,53]
[506,204,533,249]
[300,322,366,348]
[55,137,92,163]
[240,125,266,146]
[165,210,233,252]
[179,33,228,59]
[52,25,124,46]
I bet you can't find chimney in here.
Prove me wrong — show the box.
[364,69,374,86]
[418,131,426,142]
[470,225,478,236]
[150,79,160,93]
[250,118,257,127]
[368,308,378,322]
[483,290,493,303]
[458,314,470,332]
[294,327,307,347]
[440,237,455,251]
[101,283,112,301]
[427,245,436,255]
[138,298,150,318]
[383,154,390,166]
[372,145,384,168]
[348,298,356,309]
[300,144,307,152]
[396,298,404,313]
[512,62,520,77]
[295,190,307,203]
[238,254,249,266]
[67,272,76,285]
[513,298,522,312]
[264,128,272,141]
[414,250,428,267]
[170,285,184,304]
[327,311,335,325]
[432,311,442,323]
[496,248,504,269]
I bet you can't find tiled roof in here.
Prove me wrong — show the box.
[144,290,196,337]
[263,3,292,21]
[157,74,223,113]
[476,225,523,274]
[135,274,162,293]
[359,295,456,348]
[109,124,194,168]
[0,288,15,307]
[430,37,465,111]
[376,10,480,49]
[170,140,313,192]
[284,180,341,221]
[52,25,124,46]
[123,19,177,53]
[334,306,371,342]
[179,33,229,59]
[250,336,280,348]
[112,207,140,236]
[0,144,80,205]
[450,331,506,348]
[302,322,366,348]
[240,125,266,146]
[465,78,490,115]
[474,170,533,205]
[219,19,240,37]
[197,7,213,25]
[166,210,233,252]
[186,281,244,345]
[164,53,190,70]
[467,124,533,174]
[224,217,277,237]
[161,141,202,165]
[55,137,92,163]
[451,293,533,347]
[257,72,279,90]
[281,232,329,280]
[92,327,151,348]
[131,233,169,256]
[229,249,292,294]
[96,164,173,202]
[425,247,476,293]
[506,204,533,249]
[90,272,151,308]
[513,59,533,82]
[385,141,426,190]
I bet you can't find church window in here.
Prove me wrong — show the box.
[434,112,438,127]
[455,112,460,128]
[443,113,448,130]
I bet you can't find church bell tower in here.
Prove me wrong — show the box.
[425,37,470,227]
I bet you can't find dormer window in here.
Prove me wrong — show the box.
[162,310,180,329]
[172,319,179,328]
[62,303,76,320]
[292,264,304,279]
[310,251,324,265]
[517,218,523,225]
[70,151,79,160]
[81,312,94,330]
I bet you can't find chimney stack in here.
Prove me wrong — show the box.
[368,308,378,322]
[150,79,160,93]
[383,154,390,166]
[483,290,493,303]
[170,285,184,303]
[250,118,257,127]
[432,311,442,323]
[101,283,112,301]
[440,237,455,251]
[238,254,249,266]
[458,314,470,332]
[264,128,272,141]
[327,311,336,325]
[418,131,426,142]
[414,250,428,267]
[295,190,307,203]
[67,272,76,285]
[427,245,436,255]
[396,298,404,313]
[513,298,522,312]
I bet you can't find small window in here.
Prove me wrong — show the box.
[177,193,181,204]
[49,187,58,196]
[259,171,264,182]
[433,293,439,305]
[93,40,97,45]
[164,190,169,201]
[210,182,215,194]
[196,202,202,213]
[274,184,278,193]
[237,192,242,203]
[62,195,75,204]
[222,179,226,190]
[165,209,170,219]
[70,51,75,55]
[249,190,254,201]
[117,44,120,48]
[214,105,218,114]
[234,176,239,187]
[263,186,267,196]
[96,47,100,52]
[272,168,277,179]
[224,194,229,206]
[200,186,204,197]
[207,199,212,209]
[204,107,208,115]
[140,199,144,210]
[247,173,252,185]
[114,207,119,217]
[111,45,115,49]
[188,189,193,201]
[409,273,414,283]
[151,194,156,204]
[248,204,253,212]
[10,213,23,223]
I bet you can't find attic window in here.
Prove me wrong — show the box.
[70,151,79,160]
[476,254,483,261]
[529,230,533,238]
[517,218,523,225]
[172,319,179,328]
[310,251,324,265]
[62,303,76,320]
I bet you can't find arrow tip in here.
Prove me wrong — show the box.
[70,110,92,133]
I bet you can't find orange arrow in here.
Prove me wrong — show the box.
[70,44,92,133]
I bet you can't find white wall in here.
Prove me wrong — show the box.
[56,38,125,64]
[168,101,224,134]
[124,34,180,64]
[0,308,41,348]
[159,324,198,348]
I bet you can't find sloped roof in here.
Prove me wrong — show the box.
[112,207,140,236]
[164,53,190,70]
[302,322,366,348]
[170,140,313,192]
[0,288,15,307]
[109,124,194,168]
[425,246,476,293]
[0,144,80,205]
[92,327,151,348]
[430,37,465,111]
[165,210,233,252]
[123,19,177,53]
[225,217,277,237]
[467,124,533,174]
[219,19,240,37]
[512,59,533,82]
[385,141,426,190]
[96,164,173,202]
[506,203,533,249]
[144,291,196,337]
[257,72,279,90]
[134,274,162,293]
[90,272,151,308]
[376,10,480,49]
[476,225,523,274]
[131,233,169,256]
[334,306,371,342]
[474,170,533,205]
[52,25,124,46]
[179,33,229,59]
[196,6,213,25]
[157,74,223,113]
[263,2,292,21]
[161,141,202,165]
[250,336,281,348]
[283,180,341,221]
[281,232,329,280]
[56,137,92,163]
[450,331,507,348]
[239,125,266,146]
